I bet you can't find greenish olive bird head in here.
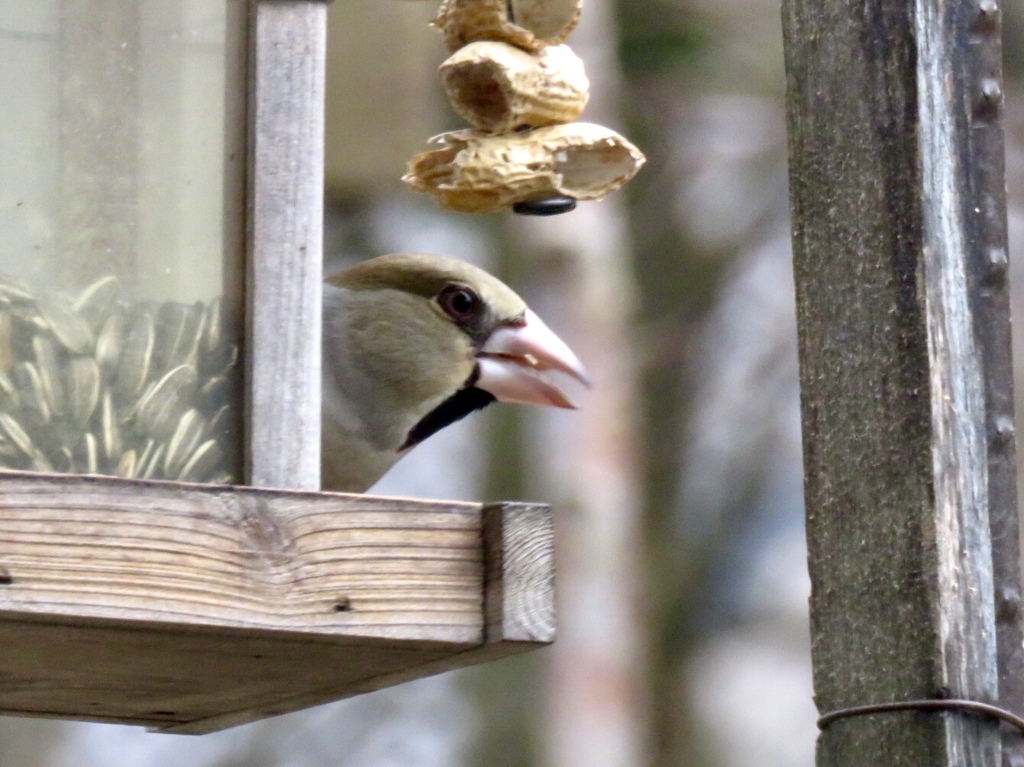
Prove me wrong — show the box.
[321,253,589,492]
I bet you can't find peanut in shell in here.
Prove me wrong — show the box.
[434,0,582,53]
[403,123,646,214]
[442,42,589,133]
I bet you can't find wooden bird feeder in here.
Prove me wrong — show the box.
[0,0,553,732]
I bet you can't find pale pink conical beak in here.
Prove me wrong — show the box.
[475,309,591,409]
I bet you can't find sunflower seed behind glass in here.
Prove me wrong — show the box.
[0,412,33,457]
[30,449,54,472]
[38,293,94,355]
[0,276,36,305]
[153,302,189,376]
[114,449,137,479]
[136,438,156,474]
[73,275,120,332]
[203,404,231,441]
[14,362,50,424]
[55,445,75,473]
[139,442,166,479]
[96,307,127,377]
[66,357,101,428]
[0,311,11,371]
[0,434,20,462]
[99,391,122,462]
[167,301,207,371]
[32,335,66,417]
[134,364,197,439]
[8,313,40,365]
[0,273,238,484]
[204,296,223,349]
[197,375,230,413]
[164,408,206,479]
[200,296,223,371]
[0,371,20,412]
[115,312,155,401]
[177,439,221,482]
[82,432,98,474]
[212,343,239,380]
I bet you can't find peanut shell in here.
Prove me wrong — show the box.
[434,0,582,53]
[403,123,645,214]
[442,42,589,133]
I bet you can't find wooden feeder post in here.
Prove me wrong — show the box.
[783,0,1024,762]
[247,0,324,491]
[0,0,554,732]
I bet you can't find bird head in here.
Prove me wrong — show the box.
[323,253,589,489]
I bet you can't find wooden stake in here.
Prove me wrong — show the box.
[782,0,1022,762]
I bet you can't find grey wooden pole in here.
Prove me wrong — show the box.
[781,0,1022,762]
[245,0,326,489]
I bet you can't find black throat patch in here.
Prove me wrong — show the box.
[400,384,496,452]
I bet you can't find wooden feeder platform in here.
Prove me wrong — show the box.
[0,472,553,733]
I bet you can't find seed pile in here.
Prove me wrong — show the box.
[0,274,240,483]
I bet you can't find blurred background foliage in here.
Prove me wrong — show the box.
[8,0,1024,766]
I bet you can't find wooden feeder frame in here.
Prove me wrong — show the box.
[0,0,554,733]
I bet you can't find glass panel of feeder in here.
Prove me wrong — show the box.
[0,0,246,483]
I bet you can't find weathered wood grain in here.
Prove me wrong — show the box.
[0,618,458,731]
[0,481,481,640]
[0,471,554,731]
[483,503,555,644]
[167,502,556,734]
[783,0,1017,762]
[246,0,326,489]
[959,0,1024,757]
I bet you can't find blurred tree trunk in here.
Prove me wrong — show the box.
[610,0,795,764]
[503,2,649,765]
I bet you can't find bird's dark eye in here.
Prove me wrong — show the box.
[438,285,480,323]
